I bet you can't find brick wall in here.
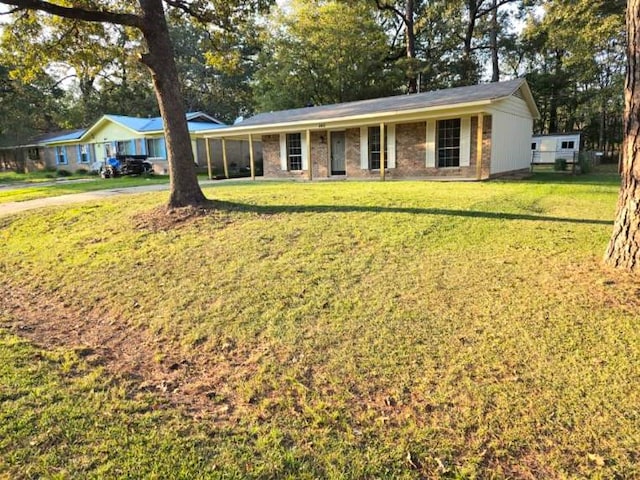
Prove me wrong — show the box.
[262,115,501,180]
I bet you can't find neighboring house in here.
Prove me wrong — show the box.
[198,78,540,180]
[42,112,228,174]
[531,133,581,165]
[0,130,84,172]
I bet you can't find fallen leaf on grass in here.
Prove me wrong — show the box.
[587,453,605,467]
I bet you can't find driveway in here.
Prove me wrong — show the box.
[0,180,220,217]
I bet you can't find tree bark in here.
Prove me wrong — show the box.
[489,0,499,82]
[604,0,640,271]
[139,0,206,208]
[405,0,417,94]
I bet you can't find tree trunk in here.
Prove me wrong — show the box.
[139,0,206,208]
[548,50,563,133]
[604,0,640,271]
[405,0,417,94]
[461,0,478,85]
[490,0,499,82]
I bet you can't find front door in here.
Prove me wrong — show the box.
[331,131,346,175]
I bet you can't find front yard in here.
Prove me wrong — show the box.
[0,175,638,478]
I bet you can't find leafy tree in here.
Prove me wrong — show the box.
[169,15,260,123]
[254,0,398,110]
[0,64,64,147]
[518,0,624,150]
[0,0,271,208]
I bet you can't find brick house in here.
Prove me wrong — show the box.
[199,78,539,180]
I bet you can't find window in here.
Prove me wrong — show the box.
[55,146,67,165]
[287,133,302,171]
[368,127,388,169]
[561,140,575,150]
[27,148,40,160]
[437,118,461,167]
[79,145,90,163]
[146,138,166,158]
[116,140,135,155]
[531,142,537,150]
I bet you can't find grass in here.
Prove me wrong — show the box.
[0,170,67,184]
[1,173,639,478]
[0,175,170,204]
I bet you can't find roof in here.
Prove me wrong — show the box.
[44,112,226,145]
[532,132,581,138]
[228,78,538,131]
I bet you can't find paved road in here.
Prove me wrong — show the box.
[0,180,220,217]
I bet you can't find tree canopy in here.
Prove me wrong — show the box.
[0,0,627,160]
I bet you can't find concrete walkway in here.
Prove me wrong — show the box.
[0,180,220,217]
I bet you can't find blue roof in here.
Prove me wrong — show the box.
[104,114,225,133]
[44,113,225,144]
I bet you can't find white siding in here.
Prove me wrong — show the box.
[532,134,581,164]
[488,97,534,174]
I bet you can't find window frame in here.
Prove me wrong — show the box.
[368,126,388,170]
[79,144,90,163]
[55,146,68,165]
[560,140,575,150]
[146,138,166,159]
[437,118,461,168]
[287,133,303,171]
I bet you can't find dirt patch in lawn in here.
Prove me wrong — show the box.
[1,283,245,422]
[132,202,235,232]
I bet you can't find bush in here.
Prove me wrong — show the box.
[56,169,72,177]
[75,168,89,175]
[554,158,567,171]
[578,153,592,174]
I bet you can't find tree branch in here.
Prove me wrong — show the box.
[163,0,208,21]
[0,0,142,28]
[373,0,406,25]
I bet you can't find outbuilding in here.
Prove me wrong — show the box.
[530,133,581,165]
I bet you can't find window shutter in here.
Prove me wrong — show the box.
[460,117,471,167]
[159,138,167,159]
[360,127,368,169]
[129,139,136,155]
[279,134,288,170]
[425,120,436,167]
[140,139,147,155]
[191,140,199,164]
[387,124,396,168]
[301,133,309,170]
[77,145,82,164]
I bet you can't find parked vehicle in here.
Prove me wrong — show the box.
[100,155,153,178]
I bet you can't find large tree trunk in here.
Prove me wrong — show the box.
[604,0,640,271]
[139,0,206,208]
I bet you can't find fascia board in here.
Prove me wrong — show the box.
[198,100,493,138]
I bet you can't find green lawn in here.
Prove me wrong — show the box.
[0,175,170,203]
[1,174,639,478]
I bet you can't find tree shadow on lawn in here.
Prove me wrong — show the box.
[209,200,612,226]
